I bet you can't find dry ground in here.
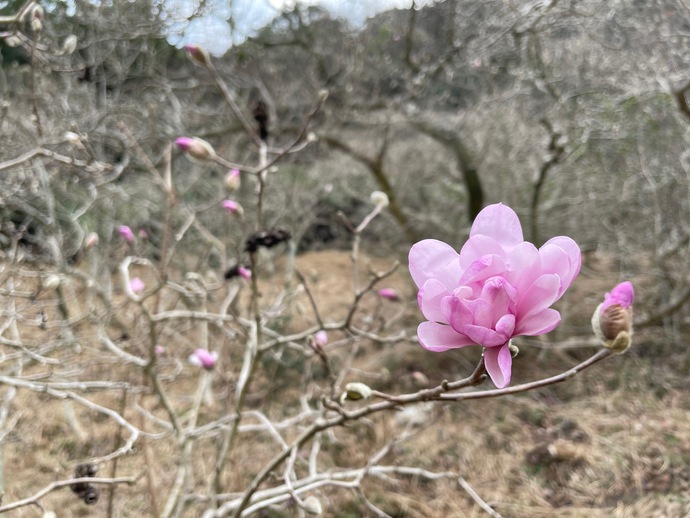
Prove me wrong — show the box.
[1,249,689,517]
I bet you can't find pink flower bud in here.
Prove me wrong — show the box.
[117,225,134,243]
[155,345,165,355]
[222,199,244,217]
[184,44,210,66]
[130,277,145,293]
[238,266,252,281]
[592,281,634,353]
[175,136,215,161]
[378,288,399,301]
[314,330,328,347]
[225,168,241,192]
[189,348,218,370]
[84,232,99,250]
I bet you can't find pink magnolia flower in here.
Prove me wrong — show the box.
[600,281,634,315]
[117,225,135,243]
[378,288,400,301]
[189,348,218,370]
[130,277,145,293]
[409,203,581,388]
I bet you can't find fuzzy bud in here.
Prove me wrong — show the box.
[117,225,135,244]
[184,44,210,66]
[377,288,399,301]
[592,281,634,353]
[225,168,241,192]
[4,35,21,47]
[43,274,61,290]
[64,131,81,145]
[175,136,215,161]
[222,199,244,217]
[31,18,42,32]
[189,348,218,370]
[342,382,372,402]
[370,191,389,208]
[62,35,78,54]
[84,232,99,250]
[302,496,323,515]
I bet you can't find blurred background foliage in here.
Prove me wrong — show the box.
[2,0,690,333]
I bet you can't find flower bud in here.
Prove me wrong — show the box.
[370,191,389,208]
[117,225,135,244]
[225,168,241,192]
[175,137,215,162]
[342,382,372,402]
[4,36,21,48]
[184,44,210,67]
[155,345,165,356]
[84,232,99,250]
[130,277,145,294]
[189,348,218,370]
[313,330,328,347]
[62,35,78,55]
[592,281,634,353]
[303,496,323,515]
[377,288,399,301]
[64,131,81,145]
[31,18,42,32]
[43,274,61,290]
[222,199,244,217]
[237,266,252,281]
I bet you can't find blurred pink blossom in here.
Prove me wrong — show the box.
[184,44,210,66]
[409,203,581,388]
[189,348,218,370]
[175,136,215,161]
[238,266,252,280]
[155,345,165,355]
[378,288,399,301]
[130,277,145,293]
[595,281,634,350]
[314,330,328,347]
[222,199,244,217]
[117,225,134,243]
[225,168,241,191]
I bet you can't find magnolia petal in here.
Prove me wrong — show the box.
[516,274,561,320]
[464,324,509,347]
[495,313,516,338]
[480,277,518,323]
[417,322,476,352]
[409,239,462,291]
[515,307,561,336]
[458,254,507,286]
[470,203,524,249]
[506,241,541,292]
[484,344,512,388]
[541,236,581,295]
[601,281,634,313]
[459,234,506,268]
[419,279,450,323]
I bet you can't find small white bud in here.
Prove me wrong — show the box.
[31,18,42,32]
[5,35,21,48]
[62,35,78,55]
[306,132,317,143]
[342,382,372,402]
[303,496,322,515]
[370,191,389,208]
[43,274,61,290]
[64,131,81,145]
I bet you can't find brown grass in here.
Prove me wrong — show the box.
[1,249,689,517]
